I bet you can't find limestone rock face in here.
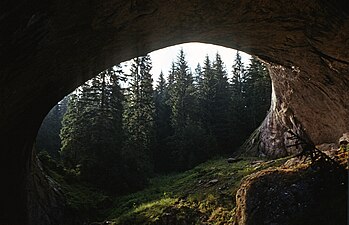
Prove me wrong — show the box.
[0,0,348,224]
[27,151,65,225]
[257,60,349,157]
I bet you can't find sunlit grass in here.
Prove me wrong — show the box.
[107,156,290,224]
[113,198,177,224]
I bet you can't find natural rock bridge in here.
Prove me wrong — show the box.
[0,0,348,224]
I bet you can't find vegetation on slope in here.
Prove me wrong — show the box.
[40,144,348,225]
[39,153,289,224]
[105,157,289,225]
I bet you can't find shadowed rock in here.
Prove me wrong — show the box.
[234,161,347,225]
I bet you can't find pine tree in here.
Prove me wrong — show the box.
[60,90,85,169]
[123,55,155,190]
[211,52,232,153]
[230,51,248,145]
[167,49,212,171]
[193,63,203,88]
[60,66,126,192]
[36,95,68,158]
[83,67,125,192]
[169,49,193,132]
[194,62,205,127]
[198,53,232,154]
[200,55,215,133]
[166,62,176,121]
[244,56,271,131]
[153,71,172,172]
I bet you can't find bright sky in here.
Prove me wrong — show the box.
[123,42,251,82]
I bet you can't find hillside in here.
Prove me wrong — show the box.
[40,155,288,224]
[39,145,348,225]
[104,157,289,225]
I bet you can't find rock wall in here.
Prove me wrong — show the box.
[242,58,349,158]
[27,149,66,225]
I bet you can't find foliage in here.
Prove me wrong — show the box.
[59,66,125,193]
[107,157,289,225]
[230,52,271,145]
[243,56,271,132]
[39,48,272,198]
[163,49,216,171]
[200,53,232,154]
[41,156,280,224]
[122,55,156,190]
[36,96,68,158]
[35,47,347,225]
[153,71,173,172]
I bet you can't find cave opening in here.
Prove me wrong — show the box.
[34,43,274,224]
[1,1,348,224]
[35,42,270,159]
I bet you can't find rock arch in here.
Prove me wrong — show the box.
[1,0,348,224]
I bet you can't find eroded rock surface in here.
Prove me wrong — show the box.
[27,150,66,225]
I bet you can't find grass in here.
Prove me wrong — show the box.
[39,147,348,224]
[106,156,290,224]
[39,152,290,224]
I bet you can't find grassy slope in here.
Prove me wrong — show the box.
[40,154,290,224]
[106,157,289,225]
[39,146,349,224]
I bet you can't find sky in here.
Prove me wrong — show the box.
[123,42,251,82]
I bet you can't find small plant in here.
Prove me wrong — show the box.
[286,130,343,169]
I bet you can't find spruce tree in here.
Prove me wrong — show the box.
[230,51,248,145]
[211,53,232,153]
[83,67,125,192]
[193,63,203,88]
[153,71,172,172]
[167,49,212,171]
[36,96,68,158]
[60,90,87,169]
[244,56,271,131]
[198,53,232,154]
[123,55,155,190]
[169,49,192,132]
[200,55,215,133]
[60,66,126,192]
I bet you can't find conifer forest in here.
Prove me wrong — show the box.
[37,49,271,195]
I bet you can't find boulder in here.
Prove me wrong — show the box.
[234,162,347,225]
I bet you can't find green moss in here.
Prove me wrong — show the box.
[107,157,289,224]
[40,155,290,224]
[64,184,109,210]
[113,198,177,224]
